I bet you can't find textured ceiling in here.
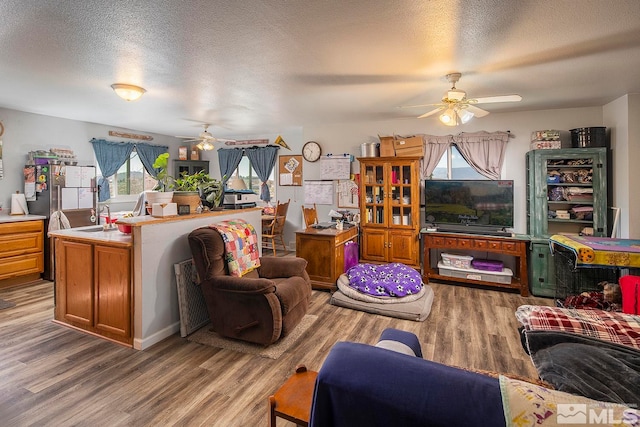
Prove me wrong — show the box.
[0,0,639,139]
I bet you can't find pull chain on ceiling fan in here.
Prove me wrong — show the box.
[401,72,522,126]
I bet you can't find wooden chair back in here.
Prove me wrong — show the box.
[301,204,318,228]
[262,199,290,255]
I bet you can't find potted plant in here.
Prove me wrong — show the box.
[147,153,174,205]
[172,170,224,212]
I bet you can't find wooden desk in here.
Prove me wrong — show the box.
[296,225,358,291]
[422,231,529,296]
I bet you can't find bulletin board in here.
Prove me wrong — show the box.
[278,155,303,186]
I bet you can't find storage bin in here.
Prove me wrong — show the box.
[441,253,473,269]
[438,262,513,284]
[570,127,607,148]
[471,259,504,272]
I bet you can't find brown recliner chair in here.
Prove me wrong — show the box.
[188,226,312,346]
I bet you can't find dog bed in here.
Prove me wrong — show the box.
[331,273,434,321]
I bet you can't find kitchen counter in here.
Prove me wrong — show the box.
[49,207,262,350]
[0,213,47,223]
[48,225,133,246]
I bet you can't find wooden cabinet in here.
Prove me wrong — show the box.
[0,220,44,287]
[526,148,608,296]
[174,160,209,177]
[55,239,132,345]
[358,157,421,268]
[422,231,529,296]
[296,226,358,291]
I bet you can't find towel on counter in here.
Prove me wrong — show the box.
[209,219,260,277]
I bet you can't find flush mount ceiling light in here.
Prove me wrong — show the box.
[110,83,146,101]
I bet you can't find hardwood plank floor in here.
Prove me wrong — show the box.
[0,280,551,426]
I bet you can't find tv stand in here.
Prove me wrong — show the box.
[421,230,529,296]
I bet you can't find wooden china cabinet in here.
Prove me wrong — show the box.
[358,156,421,268]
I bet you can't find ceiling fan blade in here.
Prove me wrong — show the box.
[471,94,522,104]
[417,107,445,119]
[466,105,490,117]
[399,102,443,109]
[214,138,236,143]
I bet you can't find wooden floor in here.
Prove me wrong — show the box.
[0,279,551,426]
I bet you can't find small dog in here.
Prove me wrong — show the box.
[600,281,622,304]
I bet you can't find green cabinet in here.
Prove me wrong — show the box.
[173,160,209,177]
[526,147,608,297]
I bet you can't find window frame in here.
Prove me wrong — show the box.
[98,149,156,203]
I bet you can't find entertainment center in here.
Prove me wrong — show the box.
[421,230,530,297]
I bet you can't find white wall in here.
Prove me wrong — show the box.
[0,107,179,213]
[5,103,634,246]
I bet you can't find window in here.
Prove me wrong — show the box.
[431,145,486,180]
[230,156,276,201]
[97,151,157,201]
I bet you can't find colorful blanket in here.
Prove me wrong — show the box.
[550,234,640,268]
[346,263,422,298]
[209,219,260,277]
[516,305,640,350]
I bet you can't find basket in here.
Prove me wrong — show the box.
[553,246,618,300]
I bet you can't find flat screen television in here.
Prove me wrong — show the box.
[424,179,514,231]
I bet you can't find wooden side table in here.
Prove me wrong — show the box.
[268,365,318,427]
[295,225,358,291]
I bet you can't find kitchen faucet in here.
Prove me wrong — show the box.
[101,204,114,229]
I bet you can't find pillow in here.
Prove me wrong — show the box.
[375,328,422,358]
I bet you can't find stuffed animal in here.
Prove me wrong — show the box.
[600,281,622,304]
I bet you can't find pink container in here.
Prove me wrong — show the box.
[471,259,503,272]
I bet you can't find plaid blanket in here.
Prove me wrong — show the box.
[209,219,260,277]
[516,305,640,350]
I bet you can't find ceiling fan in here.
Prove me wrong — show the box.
[402,73,522,126]
[175,124,235,150]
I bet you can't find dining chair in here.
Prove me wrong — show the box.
[301,203,318,228]
[262,199,290,256]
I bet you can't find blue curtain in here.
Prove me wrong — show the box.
[135,142,169,180]
[245,145,279,202]
[217,148,244,187]
[90,139,135,202]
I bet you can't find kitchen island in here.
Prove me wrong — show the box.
[49,208,262,349]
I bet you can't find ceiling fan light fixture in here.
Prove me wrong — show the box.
[110,83,146,101]
[459,109,474,124]
[439,108,457,126]
[197,140,214,151]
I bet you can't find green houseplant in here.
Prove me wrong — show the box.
[147,153,174,206]
[173,169,224,211]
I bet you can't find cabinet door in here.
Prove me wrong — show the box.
[361,163,387,227]
[361,228,387,262]
[94,245,131,338]
[529,242,556,297]
[389,162,418,228]
[388,230,418,266]
[56,240,94,327]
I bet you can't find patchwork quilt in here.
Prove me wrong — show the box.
[516,305,640,350]
[209,219,260,277]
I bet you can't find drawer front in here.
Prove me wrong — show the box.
[0,220,43,236]
[502,242,517,252]
[444,237,457,247]
[0,232,43,257]
[0,253,43,279]
[457,238,472,249]
[473,239,488,249]
[488,241,502,250]
[430,236,446,246]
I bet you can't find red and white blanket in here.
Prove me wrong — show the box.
[209,219,260,277]
[516,305,640,350]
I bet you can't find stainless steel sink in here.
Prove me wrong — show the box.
[78,226,117,232]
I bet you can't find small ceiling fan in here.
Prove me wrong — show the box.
[175,124,235,150]
[402,73,522,126]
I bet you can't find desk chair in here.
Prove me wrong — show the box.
[301,204,318,228]
[263,199,290,256]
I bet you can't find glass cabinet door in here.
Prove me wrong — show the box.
[390,164,413,227]
[362,164,385,225]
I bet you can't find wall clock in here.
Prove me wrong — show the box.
[302,141,322,162]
